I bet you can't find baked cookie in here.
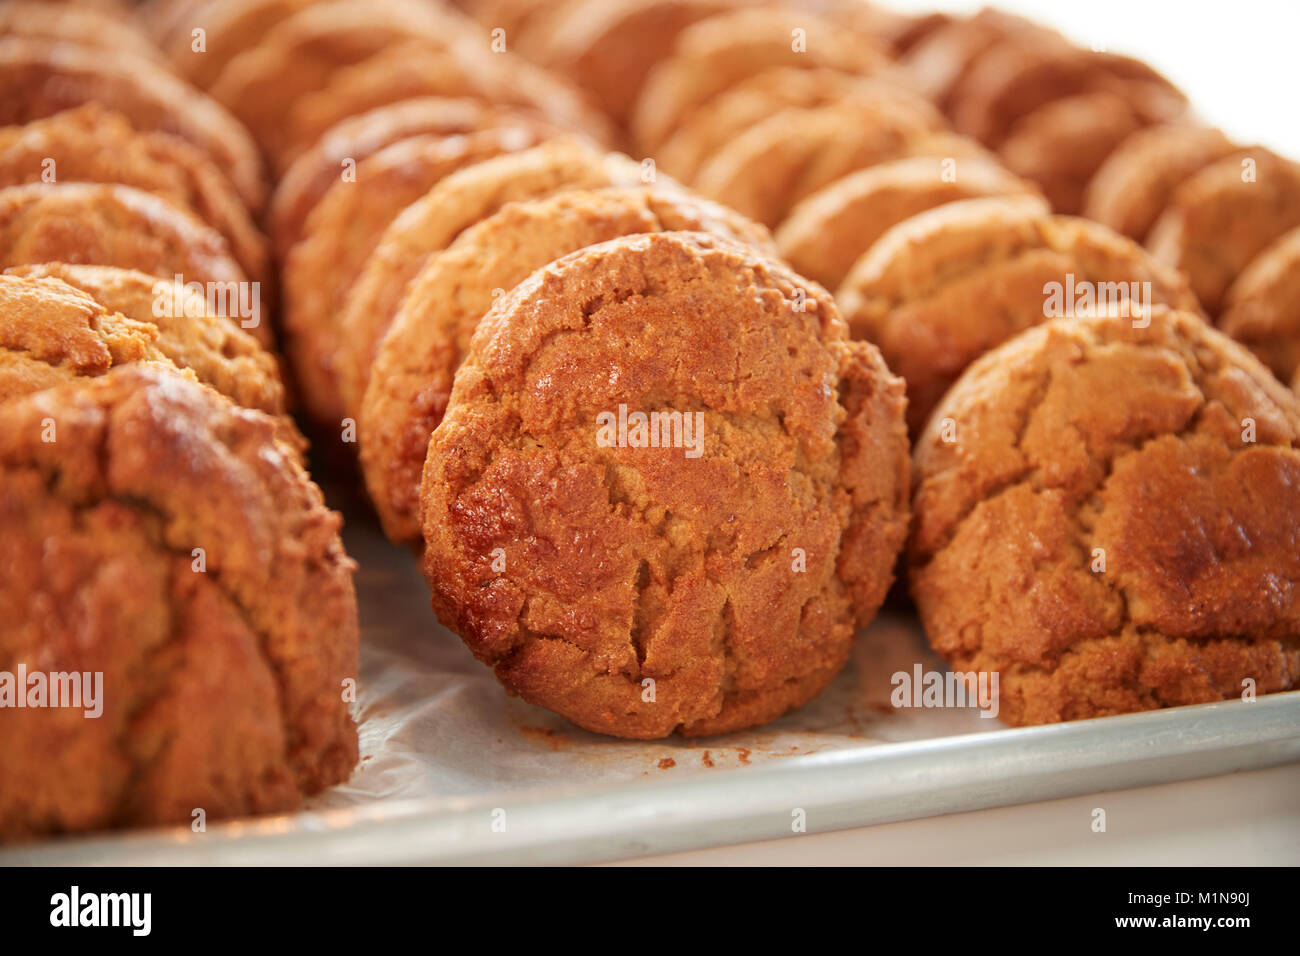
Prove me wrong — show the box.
[271,97,562,261]
[909,308,1300,726]
[1081,123,1236,242]
[360,186,771,544]
[1219,226,1300,382]
[694,93,945,227]
[776,152,1036,290]
[0,105,269,286]
[631,7,888,152]
[0,36,266,212]
[837,195,1201,431]
[282,127,546,425]
[4,264,286,419]
[334,139,646,419]
[1147,148,1300,315]
[420,231,910,738]
[0,366,358,839]
[899,7,1045,110]
[159,0,317,90]
[0,0,160,61]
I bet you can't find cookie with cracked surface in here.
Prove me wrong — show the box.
[0,36,266,213]
[282,126,546,425]
[0,105,269,287]
[1219,226,1300,383]
[909,308,1300,726]
[334,139,647,419]
[0,366,358,840]
[1081,123,1237,242]
[1147,148,1300,316]
[837,195,1201,432]
[360,186,772,545]
[630,6,889,152]
[420,231,910,738]
[776,152,1037,290]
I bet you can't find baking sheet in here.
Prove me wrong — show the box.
[6,516,1300,865]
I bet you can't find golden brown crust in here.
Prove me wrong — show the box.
[837,196,1202,431]
[334,139,647,419]
[0,0,160,61]
[0,105,270,287]
[909,308,1300,726]
[282,127,547,425]
[1081,123,1237,242]
[419,231,910,738]
[1147,148,1300,316]
[160,0,317,90]
[1219,226,1300,382]
[0,36,266,213]
[899,7,1046,110]
[359,186,772,544]
[0,366,359,840]
[776,152,1036,290]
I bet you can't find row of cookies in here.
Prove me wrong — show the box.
[0,1,360,840]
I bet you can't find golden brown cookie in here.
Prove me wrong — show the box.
[282,127,546,425]
[1147,148,1300,316]
[4,264,286,418]
[0,36,266,213]
[1219,226,1300,382]
[631,7,889,153]
[0,365,358,840]
[0,182,265,344]
[899,7,1045,110]
[271,97,562,262]
[776,152,1037,290]
[420,231,910,738]
[693,92,946,227]
[0,0,160,61]
[360,186,772,544]
[1081,123,1236,242]
[837,195,1201,431]
[159,0,317,90]
[0,105,269,287]
[909,308,1300,726]
[334,139,647,420]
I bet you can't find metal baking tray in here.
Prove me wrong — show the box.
[6,520,1299,866]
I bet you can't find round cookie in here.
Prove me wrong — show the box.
[360,186,772,544]
[1219,225,1300,382]
[0,366,359,839]
[0,182,263,344]
[1147,148,1300,315]
[1082,123,1237,242]
[0,0,160,61]
[282,126,547,425]
[334,139,647,419]
[909,308,1300,726]
[837,195,1201,431]
[419,231,911,738]
[776,152,1036,290]
[0,36,266,213]
[0,105,269,286]
[4,264,286,419]
[630,6,888,152]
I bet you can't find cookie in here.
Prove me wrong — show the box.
[909,308,1300,726]
[360,186,772,544]
[0,183,263,344]
[0,0,160,61]
[631,7,888,152]
[1147,148,1300,315]
[0,366,358,839]
[271,97,562,261]
[420,231,910,738]
[4,264,286,419]
[837,195,1201,431]
[282,127,546,425]
[0,105,269,286]
[334,139,646,420]
[899,7,1044,110]
[694,93,945,227]
[159,0,317,90]
[1219,225,1300,382]
[776,152,1036,290]
[0,36,266,213]
[1081,123,1236,241]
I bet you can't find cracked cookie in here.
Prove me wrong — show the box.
[419,231,910,738]
[909,307,1300,726]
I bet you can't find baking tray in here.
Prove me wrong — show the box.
[5,518,1299,866]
